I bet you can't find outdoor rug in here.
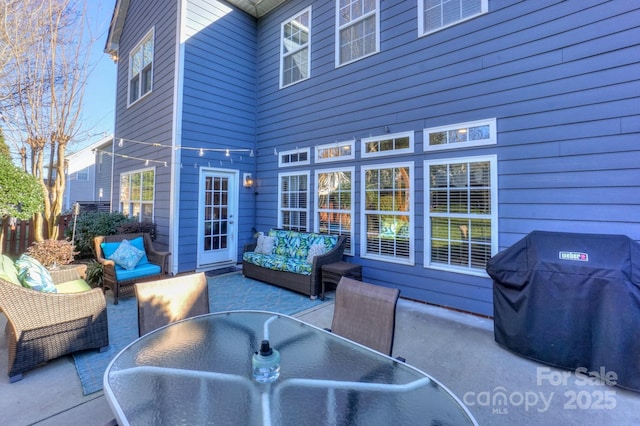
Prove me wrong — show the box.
[72,272,328,395]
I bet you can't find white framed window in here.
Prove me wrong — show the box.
[424,155,497,275]
[128,29,154,106]
[361,131,414,158]
[418,0,488,37]
[279,147,310,167]
[316,167,355,255]
[278,171,309,231]
[424,118,496,151]
[315,140,355,163]
[336,0,379,66]
[120,168,155,222]
[281,8,311,88]
[360,162,414,264]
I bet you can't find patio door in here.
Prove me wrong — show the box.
[197,169,238,269]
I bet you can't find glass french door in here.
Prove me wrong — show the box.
[197,170,237,268]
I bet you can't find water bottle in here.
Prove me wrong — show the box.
[252,340,280,383]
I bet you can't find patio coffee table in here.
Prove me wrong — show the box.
[104,311,477,425]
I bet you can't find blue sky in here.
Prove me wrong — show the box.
[76,0,117,151]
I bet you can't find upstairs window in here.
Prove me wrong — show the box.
[419,0,487,36]
[336,0,379,66]
[281,8,311,88]
[128,29,154,105]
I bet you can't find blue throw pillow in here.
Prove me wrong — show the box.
[15,254,57,293]
[108,239,145,271]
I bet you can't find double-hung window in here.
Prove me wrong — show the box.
[336,0,379,66]
[361,162,414,264]
[281,8,311,88]
[279,172,309,231]
[424,155,497,275]
[316,167,355,255]
[418,0,488,36]
[128,29,154,105]
[120,168,155,222]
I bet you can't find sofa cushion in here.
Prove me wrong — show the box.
[0,255,21,286]
[115,262,161,282]
[15,254,57,293]
[55,279,92,293]
[269,229,313,260]
[255,235,275,254]
[243,252,312,275]
[108,239,145,270]
[127,236,150,265]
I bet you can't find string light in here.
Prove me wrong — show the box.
[225,149,230,157]
[199,148,204,157]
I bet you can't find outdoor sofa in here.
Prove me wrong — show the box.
[242,229,346,298]
[0,254,108,382]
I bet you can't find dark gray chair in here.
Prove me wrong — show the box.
[330,277,400,357]
[135,272,209,336]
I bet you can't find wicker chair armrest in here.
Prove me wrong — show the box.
[312,236,347,268]
[0,284,106,330]
[146,250,169,263]
[49,268,81,285]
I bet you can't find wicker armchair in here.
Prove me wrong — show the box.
[0,268,109,382]
[94,233,170,304]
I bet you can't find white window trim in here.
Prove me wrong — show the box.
[119,166,156,222]
[424,118,496,152]
[278,147,311,167]
[280,7,312,89]
[127,28,154,107]
[314,166,355,255]
[360,161,415,265]
[418,0,488,37]
[361,131,415,158]
[423,154,498,277]
[335,0,380,67]
[315,140,355,163]
[278,170,310,231]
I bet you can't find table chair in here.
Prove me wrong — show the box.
[330,277,400,357]
[135,272,209,336]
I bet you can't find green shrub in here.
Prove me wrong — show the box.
[69,211,132,258]
[115,221,157,240]
[85,259,103,289]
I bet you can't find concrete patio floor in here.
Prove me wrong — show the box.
[1,294,639,425]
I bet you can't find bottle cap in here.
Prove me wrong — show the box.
[259,340,273,356]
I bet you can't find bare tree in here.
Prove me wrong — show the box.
[0,0,91,240]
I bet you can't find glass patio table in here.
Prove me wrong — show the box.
[104,310,477,425]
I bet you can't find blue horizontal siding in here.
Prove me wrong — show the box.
[249,0,640,316]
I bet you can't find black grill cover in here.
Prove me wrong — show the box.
[486,231,640,392]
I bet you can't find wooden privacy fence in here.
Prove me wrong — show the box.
[1,215,72,258]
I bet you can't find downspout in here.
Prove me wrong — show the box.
[169,0,187,275]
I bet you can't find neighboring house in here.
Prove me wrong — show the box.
[63,134,114,211]
[105,0,640,316]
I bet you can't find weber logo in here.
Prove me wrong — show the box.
[559,251,588,262]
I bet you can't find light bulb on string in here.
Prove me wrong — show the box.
[250,149,254,157]
[118,138,123,147]
[199,148,204,157]
[225,149,230,157]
